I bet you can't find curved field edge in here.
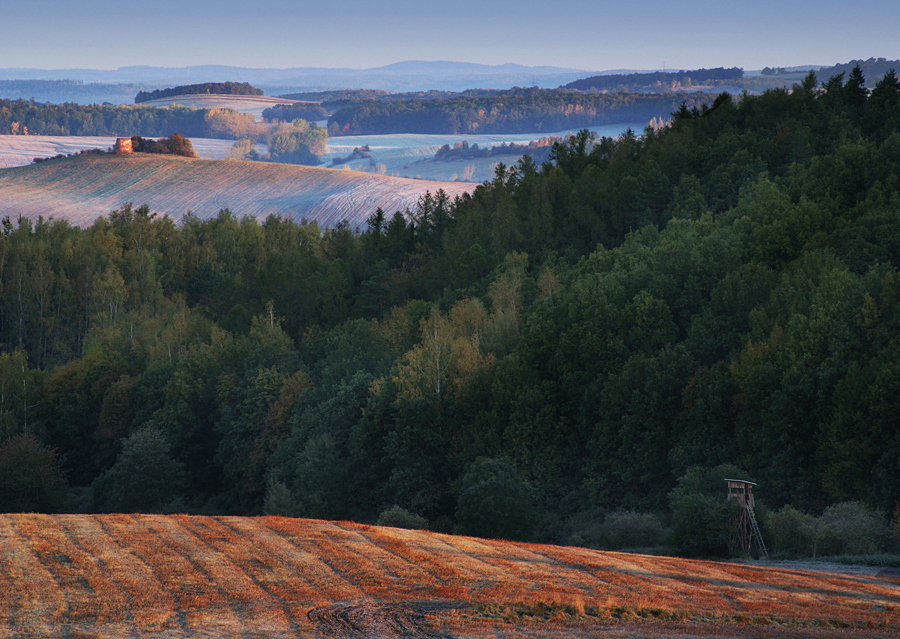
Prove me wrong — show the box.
[0,514,897,638]
[0,154,476,228]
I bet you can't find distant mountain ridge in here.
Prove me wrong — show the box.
[0,62,600,100]
[0,62,591,83]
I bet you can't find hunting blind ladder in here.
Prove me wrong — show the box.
[725,479,768,559]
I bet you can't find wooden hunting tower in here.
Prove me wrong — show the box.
[725,479,768,558]
[115,138,133,154]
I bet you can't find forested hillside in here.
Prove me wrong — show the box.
[2,68,900,555]
[135,81,264,103]
[327,88,708,135]
[563,67,743,92]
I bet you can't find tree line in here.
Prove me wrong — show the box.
[0,99,217,138]
[1,67,900,556]
[326,88,709,135]
[135,82,264,103]
[0,99,327,166]
[563,67,743,92]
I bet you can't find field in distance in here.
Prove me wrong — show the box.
[0,134,248,169]
[137,94,315,118]
[0,513,897,639]
[0,153,475,228]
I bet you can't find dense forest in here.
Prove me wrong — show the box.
[135,82,264,103]
[563,67,743,92]
[326,88,709,135]
[2,67,900,556]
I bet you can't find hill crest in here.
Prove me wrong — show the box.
[0,153,475,228]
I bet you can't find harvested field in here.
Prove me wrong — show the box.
[138,94,315,118]
[0,153,475,228]
[0,135,252,169]
[0,514,897,638]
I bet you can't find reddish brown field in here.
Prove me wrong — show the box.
[0,153,476,228]
[0,514,897,638]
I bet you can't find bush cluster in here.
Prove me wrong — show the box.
[767,502,894,557]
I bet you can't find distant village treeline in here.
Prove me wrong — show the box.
[2,67,900,558]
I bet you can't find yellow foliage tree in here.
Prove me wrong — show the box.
[393,299,495,403]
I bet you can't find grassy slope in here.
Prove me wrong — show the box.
[0,514,897,638]
[0,153,476,228]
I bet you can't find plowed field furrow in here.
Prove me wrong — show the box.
[251,517,366,602]
[2,514,899,638]
[0,516,65,634]
[207,517,313,636]
[526,545,731,610]
[0,154,476,229]
[334,523,446,593]
[392,531,572,600]
[316,524,427,596]
[51,516,143,634]
[148,515,290,637]
[280,521,395,596]
[12,515,108,625]
[86,515,177,631]
[440,536,618,597]
[101,514,237,633]
[175,515,299,636]
[355,527,489,596]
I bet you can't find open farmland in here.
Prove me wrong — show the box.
[139,94,315,119]
[322,122,645,182]
[0,153,475,228]
[0,514,897,639]
[0,135,253,169]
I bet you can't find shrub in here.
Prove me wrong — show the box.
[768,501,892,557]
[376,505,428,530]
[818,501,888,555]
[598,510,667,550]
[455,456,536,541]
[130,133,198,157]
[91,426,185,513]
[767,505,818,556]
[0,433,68,513]
[668,464,748,557]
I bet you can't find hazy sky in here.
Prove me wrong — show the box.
[2,0,897,71]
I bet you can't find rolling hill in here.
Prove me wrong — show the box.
[0,134,245,169]
[0,153,476,228]
[0,514,897,638]
[137,94,315,118]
